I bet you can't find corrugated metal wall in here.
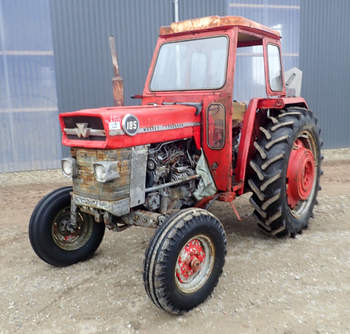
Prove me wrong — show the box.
[0,0,61,172]
[179,0,225,20]
[300,0,350,148]
[50,0,172,112]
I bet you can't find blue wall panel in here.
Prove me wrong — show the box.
[0,0,60,172]
[300,0,350,148]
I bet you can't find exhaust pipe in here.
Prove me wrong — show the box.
[109,36,124,106]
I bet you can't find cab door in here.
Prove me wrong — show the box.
[201,29,237,192]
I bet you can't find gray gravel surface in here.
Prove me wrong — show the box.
[0,158,349,334]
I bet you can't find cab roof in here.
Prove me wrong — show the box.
[160,15,280,39]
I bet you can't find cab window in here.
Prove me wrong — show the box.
[267,44,283,92]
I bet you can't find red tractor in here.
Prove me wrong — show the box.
[29,16,322,314]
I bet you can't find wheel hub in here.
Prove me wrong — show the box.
[287,139,315,208]
[51,209,93,251]
[176,239,206,283]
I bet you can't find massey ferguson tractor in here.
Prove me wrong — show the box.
[29,16,322,314]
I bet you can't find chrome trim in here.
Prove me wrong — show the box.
[93,161,120,183]
[64,123,105,138]
[109,129,125,136]
[61,157,77,178]
[130,146,148,207]
[109,122,200,136]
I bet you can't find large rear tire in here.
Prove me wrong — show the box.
[248,107,322,237]
[143,208,226,314]
[29,187,105,266]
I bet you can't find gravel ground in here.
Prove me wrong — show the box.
[0,150,349,334]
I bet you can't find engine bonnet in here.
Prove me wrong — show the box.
[59,104,200,149]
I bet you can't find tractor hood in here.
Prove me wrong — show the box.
[59,104,201,149]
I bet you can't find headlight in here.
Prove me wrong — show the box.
[61,157,77,178]
[93,161,120,183]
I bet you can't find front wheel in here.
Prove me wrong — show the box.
[143,208,227,314]
[248,107,322,237]
[29,187,105,266]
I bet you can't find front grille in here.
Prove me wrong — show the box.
[71,148,131,201]
[63,116,106,141]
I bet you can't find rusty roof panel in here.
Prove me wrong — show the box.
[160,16,280,38]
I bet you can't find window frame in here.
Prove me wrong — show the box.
[263,40,286,96]
[149,35,230,92]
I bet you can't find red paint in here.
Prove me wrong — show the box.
[59,104,200,149]
[218,192,236,202]
[235,98,259,192]
[287,139,315,208]
[234,97,308,195]
[176,239,206,282]
[194,196,215,208]
[258,98,285,109]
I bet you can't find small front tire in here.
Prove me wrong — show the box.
[143,208,227,314]
[29,187,105,267]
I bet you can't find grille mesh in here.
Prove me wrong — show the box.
[63,116,106,141]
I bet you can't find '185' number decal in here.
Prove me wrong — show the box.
[122,114,139,136]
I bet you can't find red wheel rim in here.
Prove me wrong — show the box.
[176,239,206,283]
[175,235,215,293]
[287,139,315,208]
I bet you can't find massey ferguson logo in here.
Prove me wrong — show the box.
[75,123,90,138]
[63,121,105,139]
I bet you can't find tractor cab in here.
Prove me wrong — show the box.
[141,16,289,192]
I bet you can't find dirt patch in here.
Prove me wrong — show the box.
[0,161,349,334]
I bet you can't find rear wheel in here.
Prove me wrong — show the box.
[248,107,322,237]
[143,208,226,314]
[29,187,105,266]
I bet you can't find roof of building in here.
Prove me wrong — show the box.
[160,16,280,38]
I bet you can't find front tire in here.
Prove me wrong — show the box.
[29,187,105,266]
[248,107,322,237]
[143,208,227,314]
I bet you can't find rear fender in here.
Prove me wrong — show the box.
[234,97,308,195]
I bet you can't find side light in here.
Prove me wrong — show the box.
[61,157,77,178]
[93,161,120,183]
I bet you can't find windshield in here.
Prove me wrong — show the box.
[150,36,229,91]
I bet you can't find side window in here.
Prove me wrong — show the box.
[207,103,225,149]
[267,44,283,91]
[234,45,266,103]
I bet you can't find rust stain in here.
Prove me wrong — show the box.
[109,36,124,106]
[159,16,280,38]
[71,148,131,201]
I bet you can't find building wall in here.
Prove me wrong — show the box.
[0,0,61,172]
[300,0,350,148]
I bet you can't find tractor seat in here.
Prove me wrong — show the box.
[232,101,247,125]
